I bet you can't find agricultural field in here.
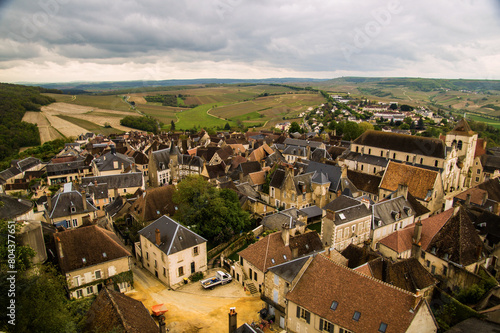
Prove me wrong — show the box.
[43,93,134,112]
[56,115,123,136]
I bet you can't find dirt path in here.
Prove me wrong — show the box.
[128,265,264,333]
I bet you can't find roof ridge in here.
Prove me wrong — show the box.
[98,226,131,257]
[263,232,272,271]
[319,253,416,297]
[105,288,129,331]
[167,221,180,255]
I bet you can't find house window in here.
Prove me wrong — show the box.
[76,289,83,298]
[240,257,243,266]
[352,225,356,233]
[95,270,101,279]
[476,177,480,182]
[360,164,364,171]
[431,265,436,274]
[178,266,184,277]
[296,306,310,324]
[420,157,423,164]
[146,252,149,260]
[339,329,353,333]
[193,246,199,256]
[302,193,306,201]
[270,187,275,198]
[319,318,334,332]
[86,286,93,295]
[443,265,448,276]
[435,160,438,167]
[379,322,388,333]
[74,276,80,287]
[123,189,127,193]
[373,167,376,173]
[330,301,338,310]
[72,219,78,227]
[274,274,279,286]
[154,260,157,268]
[368,148,371,154]
[426,260,430,267]
[393,153,396,159]
[163,267,166,277]
[421,252,426,259]
[337,230,342,240]
[406,155,409,162]
[254,272,257,281]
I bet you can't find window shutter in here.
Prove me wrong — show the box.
[329,323,334,333]
[305,311,310,324]
[296,305,301,318]
[319,318,324,330]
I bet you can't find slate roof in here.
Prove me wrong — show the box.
[0,166,21,182]
[356,257,437,294]
[480,154,500,174]
[138,215,207,255]
[427,206,484,266]
[49,190,97,219]
[81,173,143,189]
[299,205,323,219]
[205,164,226,179]
[304,161,342,192]
[151,147,173,169]
[286,254,425,333]
[260,211,305,231]
[178,154,204,168]
[380,161,439,201]
[269,169,286,188]
[93,151,134,171]
[283,138,324,149]
[104,196,126,217]
[372,196,416,229]
[353,130,446,158]
[235,183,260,199]
[54,225,130,273]
[239,231,323,272]
[378,208,454,254]
[455,187,489,206]
[14,157,42,172]
[342,151,390,167]
[268,256,311,282]
[310,148,331,162]
[283,145,307,157]
[0,194,33,219]
[46,157,89,174]
[239,161,262,175]
[477,178,500,202]
[85,287,158,333]
[323,195,360,212]
[87,182,109,200]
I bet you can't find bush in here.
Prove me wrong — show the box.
[189,272,204,282]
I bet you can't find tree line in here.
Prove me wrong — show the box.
[0,83,60,162]
[120,115,161,134]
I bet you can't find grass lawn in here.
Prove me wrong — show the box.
[56,115,124,135]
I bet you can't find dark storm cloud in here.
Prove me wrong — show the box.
[0,0,499,81]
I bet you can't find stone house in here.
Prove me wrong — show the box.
[379,161,444,213]
[136,215,207,288]
[44,184,98,228]
[234,227,323,294]
[321,195,372,251]
[92,148,135,176]
[285,254,438,333]
[54,225,133,299]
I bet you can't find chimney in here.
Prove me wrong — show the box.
[82,191,87,211]
[396,183,409,200]
[306,145,311,159]
[47,195,52,211]
[111,145,116,155]
[155,228,161,246]
[341,165,348,179]
[465,193,471,205]
[413,220,422,244]
[326,209,335,222]
[56,236,63,258]
[114,188,119,199]
[228,307,237,333]
[281,223,290,247]
[482,192,488,206]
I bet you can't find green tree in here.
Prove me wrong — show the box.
[173,175,251,244]
[170,120,176,131]
[224,122,231,130]
[288,121,302,134]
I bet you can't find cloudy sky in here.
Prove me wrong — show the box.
[0,0,499,83]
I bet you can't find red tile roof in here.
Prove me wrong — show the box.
[378,208,454,253]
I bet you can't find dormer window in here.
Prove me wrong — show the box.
[353,311,361,321]
[330,301,338,310]
[391,210,400,220]
[379,322,388,333]
[71,206,76,213]
[403,206,412,216]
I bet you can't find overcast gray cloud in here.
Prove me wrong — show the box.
[0,0,499,82]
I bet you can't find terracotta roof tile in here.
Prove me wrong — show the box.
[380,161,439,200]
[378,208,454,253]
[287,254,423,333]
[55,225,131,273]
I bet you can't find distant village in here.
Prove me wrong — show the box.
[4,105,500,332]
